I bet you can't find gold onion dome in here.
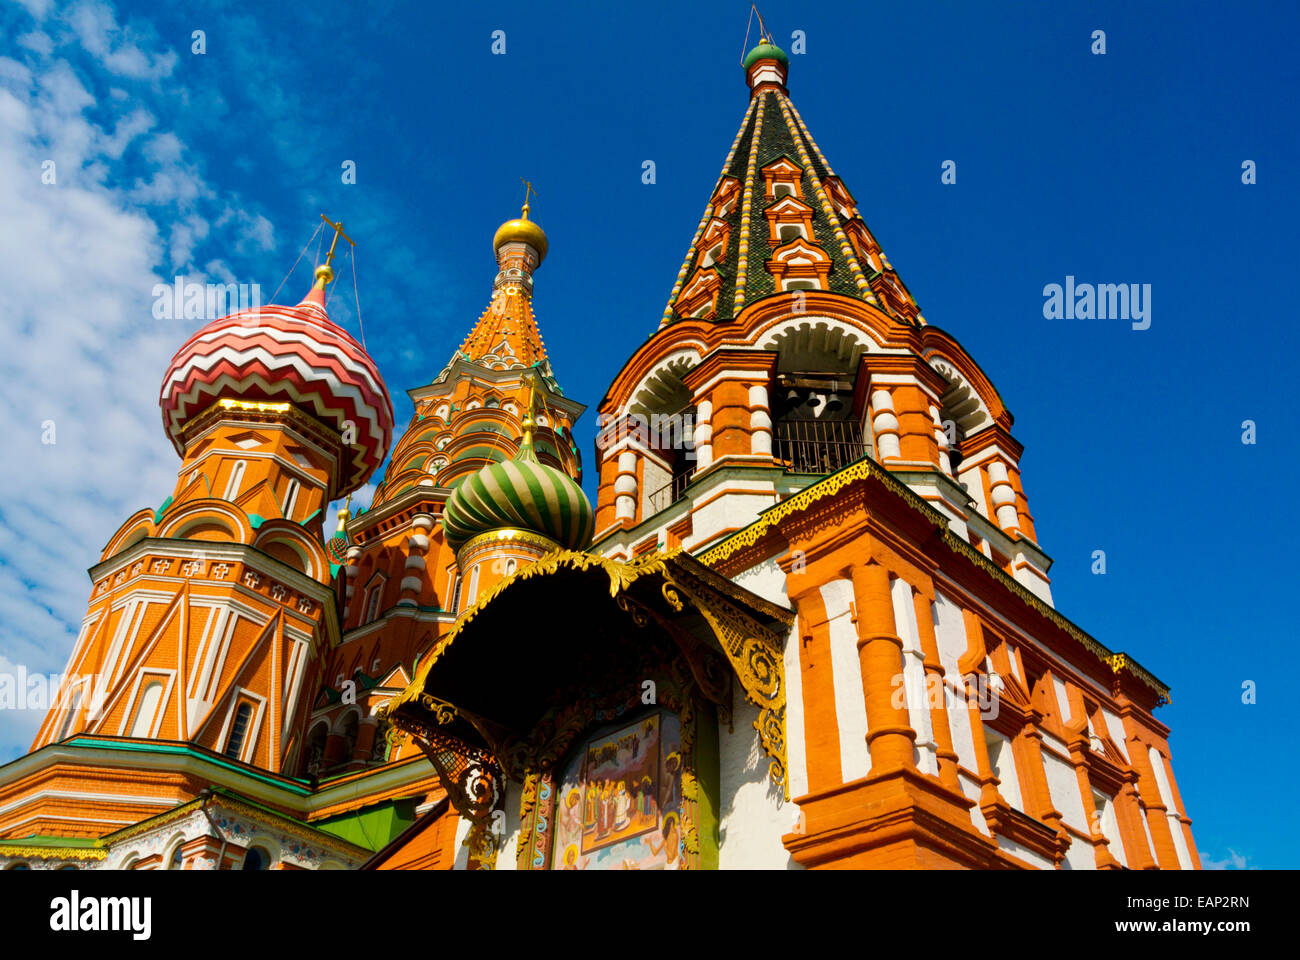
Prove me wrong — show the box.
[492,201,548,265]
[441,410,592,554]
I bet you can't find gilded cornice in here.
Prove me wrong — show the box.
[697,457,1171,705]
[0,844,106,861]
[382,548,792,786]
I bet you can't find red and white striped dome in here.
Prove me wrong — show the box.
[159,292,394,497]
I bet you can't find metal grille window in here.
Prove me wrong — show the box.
[646,470,692,515]
[773,419,866,475]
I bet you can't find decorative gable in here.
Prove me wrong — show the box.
[765,238,831,291]
[761,156,804,200]
[696,218,732,269]
[763,195,816,244]
[710,176,742,218]
[676,267,724,320]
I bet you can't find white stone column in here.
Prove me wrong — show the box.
[871,389,901,461]
[614,450,638,522]
[693,399,713,471]
[930,403,951,475]
[749,384,772,456]
[986,460,1021,536]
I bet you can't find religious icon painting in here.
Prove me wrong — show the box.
[552,710,685,869]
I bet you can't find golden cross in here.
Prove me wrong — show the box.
[320,214,355,269]
[520,177,539,210]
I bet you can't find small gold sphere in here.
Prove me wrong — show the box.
[314,263,334,285]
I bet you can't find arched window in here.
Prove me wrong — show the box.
[467,564,481,606]
[364,581,384,623]
[169,844,185,870]
[223,460,247,500]
[128,680,165,738]
[338,712,359,764]
[241,847,268,870]
[7,863,29,870]
[224,702,254,759]
[448,570,462,613]
[283,478,300,519]
[302,722,328,776]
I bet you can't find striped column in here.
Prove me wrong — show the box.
[343,546,361,619]
[398,514,433,606]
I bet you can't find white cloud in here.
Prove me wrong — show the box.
[62,0,177,81]
[1202,848,1252,870]
[0,1,278,763]
[18,30,53,56]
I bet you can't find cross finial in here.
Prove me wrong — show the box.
[313,214,356,291]
[320,214,355,269]
[520,177,538,218]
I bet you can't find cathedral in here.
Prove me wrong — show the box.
[0,38,1198,870]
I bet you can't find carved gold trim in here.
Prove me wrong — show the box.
[457,527,561,560]
[0,845,106,861]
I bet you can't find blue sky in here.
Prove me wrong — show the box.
[0,0,1295,868]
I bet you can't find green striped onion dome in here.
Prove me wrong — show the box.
[743,40,788,70]
[441,439,594,554]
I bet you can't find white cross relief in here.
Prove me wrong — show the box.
[151,559,171,573]
[181,560,204,577]
[131,562,143,577]
[296,598,315,614]
[114,571,126,585]
[212,563,230,579]
[97,582,107,593]
[270,584,287,602]
[243,570,261,588]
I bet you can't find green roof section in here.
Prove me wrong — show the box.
[314,797,418,852]
[153,495,174,524]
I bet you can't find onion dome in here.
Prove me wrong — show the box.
[441,408,593,554]
[743,39,788,70]
[492,201,548,265]
[159,267,395,498]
